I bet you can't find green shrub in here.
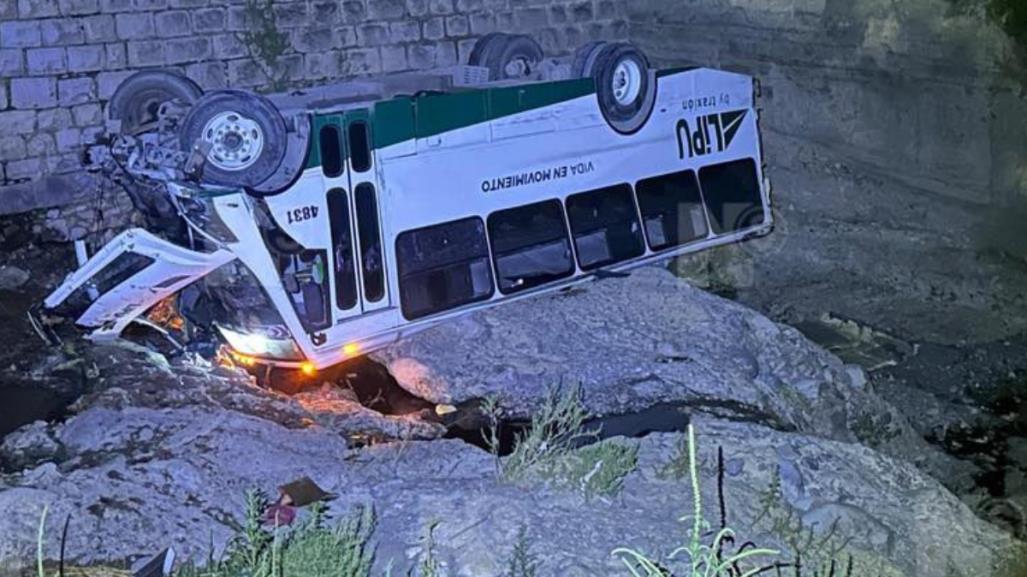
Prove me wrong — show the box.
[173,490,376,577]
[551,439,639,499]
[280,503,375,577]
[486,386,639,498]
[498,386,597,483]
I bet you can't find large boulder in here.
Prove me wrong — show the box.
[372,267,950,473]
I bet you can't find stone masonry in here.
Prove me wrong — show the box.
[0,0,629,224]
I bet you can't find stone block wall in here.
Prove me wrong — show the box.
[0,0,629,221]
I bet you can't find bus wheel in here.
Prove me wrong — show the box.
[468,32,507,70]
[592,42,656,135]
[572,40,607,79]
[179,89,287,188]
[108,69,202,132]
[482,34,544,80]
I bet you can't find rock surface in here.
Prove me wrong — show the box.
[1,404,1020,577]
[373,267,954,476]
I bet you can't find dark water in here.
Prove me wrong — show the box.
[445,402,692,455]
[0,384,73,437]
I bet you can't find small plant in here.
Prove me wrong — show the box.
[658,433,692,481]
[410,520,441,577]
[752,470,904,577]
[553,439,639,499]
[612,425,778,577]
[36,504,47,577]
[172,491,376,577]
[280,503,376,577]
[239,0,292,92]
[500,385,596,483]
[505,524,540,577]
[480,394,504,474]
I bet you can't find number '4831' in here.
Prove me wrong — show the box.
[286,206,319,224]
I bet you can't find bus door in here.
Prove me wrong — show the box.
[321,111,391,325]
[342,110,390,314]
[318,114,364,323]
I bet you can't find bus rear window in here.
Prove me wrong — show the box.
[565,184,645,270]
[635,169,709,250]
[396,217,494,320]
[327,188,358,311]
[349,121,371,173]
[355,183,385,303]
[319,124,343,178]
[699,158,764,234]
[488,200,574,294]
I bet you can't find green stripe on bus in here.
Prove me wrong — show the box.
[370,77,597,150]
[305,78,598,168]
[656,67,698,78]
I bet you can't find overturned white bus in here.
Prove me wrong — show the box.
[42,36,773,373]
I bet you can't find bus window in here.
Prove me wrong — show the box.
[354,183,385,303]
[349,120,371,173]
[635,170,709,250]
[565,184,645,270]
[327,188,358,311]
[699,158,764,234]
[488,199,575,294]
[396,217,494,320]
[320,124,344,178]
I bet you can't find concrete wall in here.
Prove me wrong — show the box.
[0,0,628,220]
[626,0,1027,207]
[627,0,1027,343]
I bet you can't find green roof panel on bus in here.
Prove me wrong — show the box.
[365,77,598,153]
[373,98,416,150]
[415,91,490,139]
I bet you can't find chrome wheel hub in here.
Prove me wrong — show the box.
[612,59,643,106]
[201,111,264,172]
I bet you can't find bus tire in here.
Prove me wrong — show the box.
[484,34,544,80]
[572,40,607,79]
[592,42,656,135]
[468,32,507,72]
[179,89,288,188]
[108,69,202,132]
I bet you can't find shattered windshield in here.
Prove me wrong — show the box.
[181,261,304,361]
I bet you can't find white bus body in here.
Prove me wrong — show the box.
[45,63,772,372]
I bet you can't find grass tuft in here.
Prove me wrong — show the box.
[504,525,539,577]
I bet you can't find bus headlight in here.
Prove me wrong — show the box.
[217,325,304,362]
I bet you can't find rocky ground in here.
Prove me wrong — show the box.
[0,268,1022,577]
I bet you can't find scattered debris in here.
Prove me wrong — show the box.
[132,548,175,577]
[278,476,334,508]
